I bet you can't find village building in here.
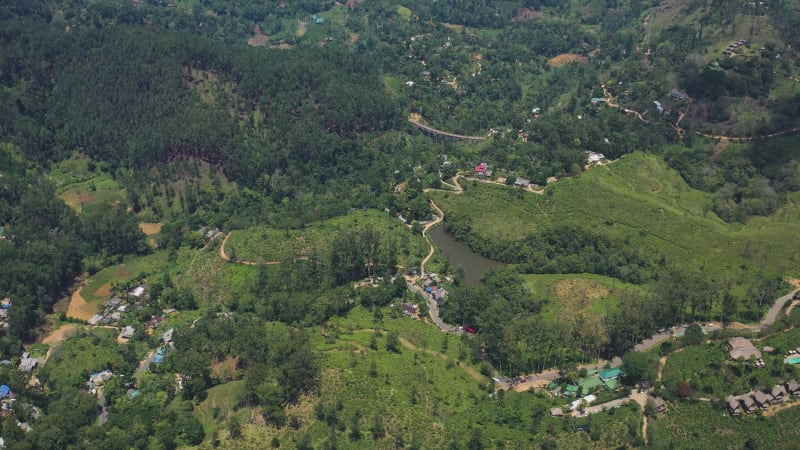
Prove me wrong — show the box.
[586,151,605,165]
[86,370,113,394]
[670,89,689,100]
[728,337,761,360]
[569,394,597,411]
[786,379,800,396]
[598,368,622,382]
[550,407,564,417]
[118,326,135,340]
[130,285,145,298]
[401,303,419,317]
[513,177,530,188]
[18,353,38,372]
[753,391,771,409]
[648,395,668,414]
[771,385,787,404]
[741,395,756,414]
[161,328,175,344]
[727,396,741,416]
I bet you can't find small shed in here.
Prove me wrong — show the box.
[550,407,564,417]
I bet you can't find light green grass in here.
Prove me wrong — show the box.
[522,273,646,321]
[83,252,170,303]
[194,380,247,435]
[431,152,800,287]
[43,328,125,389]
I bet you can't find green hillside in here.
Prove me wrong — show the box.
[433,152,800,287]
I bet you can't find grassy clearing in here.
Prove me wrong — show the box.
[226,209,429,267]
[523,274,646,321]
[83,252,169,303]
[58,175,124,214]
[194,380,247,435]
[43,328,126,389]
[431,152,800,289]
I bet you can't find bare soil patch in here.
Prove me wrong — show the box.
[42,324,81,345]
[212,356,240,381]
[93,283,112,298]
[78,193,96,203]
[248,32,270,47]
[139,222,163,235]
[513,7,543,22]
[547,53,589,67]
[117,266,134,278]
[67,287,98,321]
[553,278,611,310]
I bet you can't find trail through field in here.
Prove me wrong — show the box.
[42,324,81,345]
[219,232,306,266]
[397,336,485,382]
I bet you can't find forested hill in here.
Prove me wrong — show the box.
[1,20,399,189]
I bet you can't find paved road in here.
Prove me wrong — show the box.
[759,289,800,330]
[407,282,460,334]
[134,350,156,381]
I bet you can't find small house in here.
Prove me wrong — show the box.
[771,385,787,404]
[161,328,175,344]
[401,303,419,317]
[728,337,761,360]
[0,309,7,320]
[753,391,770,409]
[670,89,689,100]
[727,397,741,416]
[109,297,122,307]
[565,384,579,397]
[741,396,756,414]
[87,314,103,326]
[786,380,800,396]
[130,286,145,298]
[514,177,530,188]
[550,407,564,417]
[18,353,38,372]
[89,370,113,385]
[599,368,622,382]
[475,163,488,175]
[119,326,135,340]
[648,395,668,413]
[148,315,164,329]
[653,101,664,114]
[1,298,11,309]
[0,385,11,399]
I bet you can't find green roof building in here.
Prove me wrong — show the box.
[604,379,621,391]
[578,377,603,395]
[565,384,579,397]
[599,368,622,382]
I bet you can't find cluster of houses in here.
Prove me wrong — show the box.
[86,370,113,395]
[727,380,799,415]
[553,368,624,400]
[88,285,147,327]
[421,272,449,302]
[723,39,748,57]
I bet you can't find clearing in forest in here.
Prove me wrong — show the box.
[139,222,163,235]
[547,53,589,67]
[67,287,98,321]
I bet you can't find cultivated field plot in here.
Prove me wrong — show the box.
[82,252,169,303]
